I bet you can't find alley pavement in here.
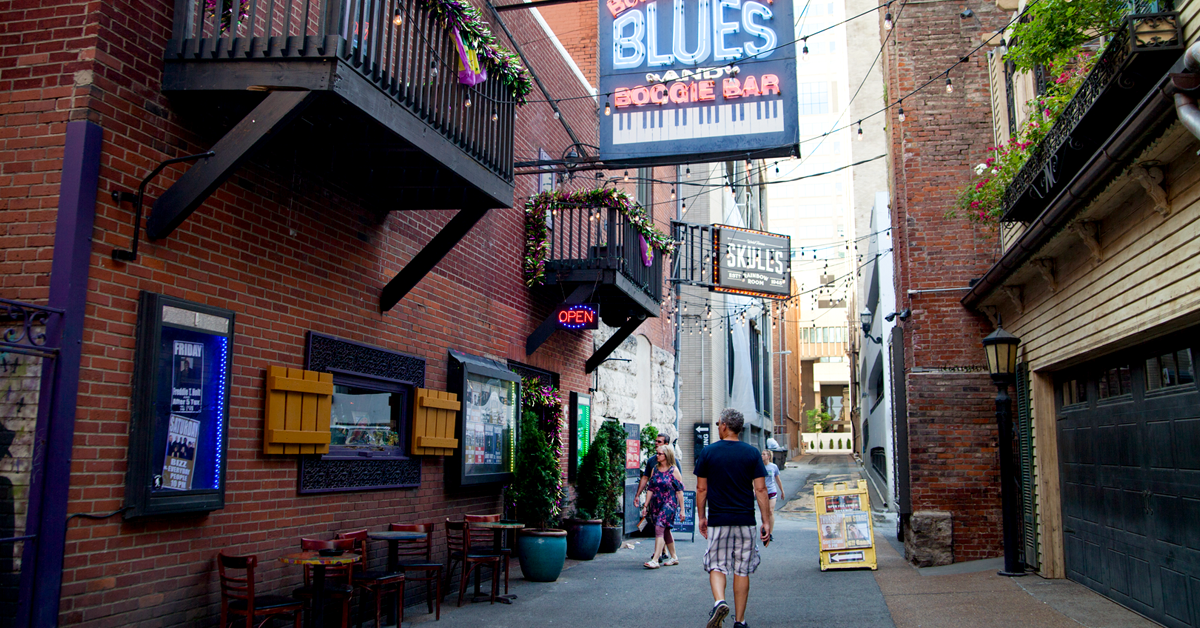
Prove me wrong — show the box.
[402,454,1161,628]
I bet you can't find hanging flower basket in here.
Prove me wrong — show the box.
[523,189,677,287]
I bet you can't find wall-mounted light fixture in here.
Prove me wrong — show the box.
[859,308,882,345]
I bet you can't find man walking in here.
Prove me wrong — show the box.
[695,408,772,628]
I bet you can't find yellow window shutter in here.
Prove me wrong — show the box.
[264,366,333,454]
[412,388,460,456]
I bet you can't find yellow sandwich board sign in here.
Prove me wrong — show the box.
[814,480,877,571]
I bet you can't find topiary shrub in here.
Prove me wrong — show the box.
[511,410,561,529]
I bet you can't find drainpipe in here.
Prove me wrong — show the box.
[674,164,682,442]
[1173,42,1200,140]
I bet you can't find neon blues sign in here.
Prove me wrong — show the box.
[599,0,798,163]
[555,303,601,330]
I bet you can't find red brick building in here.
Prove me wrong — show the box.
[880,2,1010,564]
[0,0,674,624]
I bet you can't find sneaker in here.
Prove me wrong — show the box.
[643,559,660,569]
[734,622,748,628]
[707,601,730,628]
[661,556,679,566]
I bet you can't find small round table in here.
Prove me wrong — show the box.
[366,530,427,573]
[468,521,524,604]
[280,551,361,628]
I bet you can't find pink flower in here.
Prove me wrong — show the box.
[970,200,981,209]
[975,179,990,190]
[978,210,987,220]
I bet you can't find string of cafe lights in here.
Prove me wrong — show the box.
[660,248,892,335]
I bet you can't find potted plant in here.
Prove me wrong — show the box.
[596,421,627,553]
[564,438,606,560]
[510,409,567,582]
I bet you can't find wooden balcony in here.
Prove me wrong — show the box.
[526,204,664,371]
[161,0,515,212]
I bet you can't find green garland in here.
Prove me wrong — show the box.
[416,0,533,104]
[523,189,678,287]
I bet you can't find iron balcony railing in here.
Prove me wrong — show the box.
[166,0,515,181]
[999,8,1181,222]
[544,205,664,303]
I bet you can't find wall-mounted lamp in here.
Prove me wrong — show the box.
[859,308,883,345]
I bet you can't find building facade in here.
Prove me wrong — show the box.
[961,1,1200,625]
[0,0,675,625]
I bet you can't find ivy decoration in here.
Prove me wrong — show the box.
[415,0,533,104]
[523,189,678,287]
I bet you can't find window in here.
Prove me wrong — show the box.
[799,82,830,115]
[328,373,411,459]
[1060,378,1086,406]
[1145,348,1195,391]
[1097,365,1132,399]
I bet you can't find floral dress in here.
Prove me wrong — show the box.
[646,465,685,529]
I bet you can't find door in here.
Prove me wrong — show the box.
[1056,331,1199,627]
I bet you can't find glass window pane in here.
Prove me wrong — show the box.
[1160,353,1178,387]
[1076,379,1087,404]
[331,388,399,448]
[1098,370,1111,399]
[1145,357,1161,391]
[463,374,516,477]
[1178,349,1194,384]
[1118,366,1132,396]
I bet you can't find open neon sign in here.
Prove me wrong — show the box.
[555,303,601,330]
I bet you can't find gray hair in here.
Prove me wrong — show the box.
[718,408,744,434]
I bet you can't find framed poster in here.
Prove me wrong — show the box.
[568,392,592,481]
[123,292,234,518]
[446,350,520,487]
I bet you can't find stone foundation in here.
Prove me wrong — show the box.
[904,510,954,567]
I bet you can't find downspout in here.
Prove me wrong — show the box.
[674,164,682,442]
[1172,42,1200,140]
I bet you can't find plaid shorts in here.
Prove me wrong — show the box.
[703,525,761,576]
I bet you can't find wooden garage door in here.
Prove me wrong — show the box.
[1056,333,1200,627]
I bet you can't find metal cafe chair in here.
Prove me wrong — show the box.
[217,553,303,628]
[337,528,406,628]
[444,519,501,606]
[294,537,355,628]
[463,513,511,594]
[388,522,443,620]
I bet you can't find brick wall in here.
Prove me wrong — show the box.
[881,1,1008,562]
[0,0,673,625]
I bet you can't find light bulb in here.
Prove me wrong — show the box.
[393,8,403,25]
[553,110,560,120]
[682,201,687,212]
[945,76,953,93]
[671,188,676,200]
[857,124,863,140]
[884,12,893,30]
[604,101,611,116]
[686,167,690,178]
[430,60,438,77]
[623,171,629,182]
[491,109,498,121]
[802,40,809,61]
[464,96,471,108]
[897,103,905,122]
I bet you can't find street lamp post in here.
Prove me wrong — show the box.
[982,325,1025,577]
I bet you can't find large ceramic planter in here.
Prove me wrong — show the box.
[598,525,622,553]
[564,519,602,560]
[516,528,567,582]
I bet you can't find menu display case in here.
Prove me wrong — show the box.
[124,292,234,518]
[446,350,519,487]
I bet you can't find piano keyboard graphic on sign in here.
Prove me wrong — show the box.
[612,99,784,145]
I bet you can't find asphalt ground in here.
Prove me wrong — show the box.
[408,456,895,628]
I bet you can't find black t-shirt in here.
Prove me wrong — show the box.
[693,439,767,527]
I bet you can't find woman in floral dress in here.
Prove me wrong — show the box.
[644,445,686,568]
